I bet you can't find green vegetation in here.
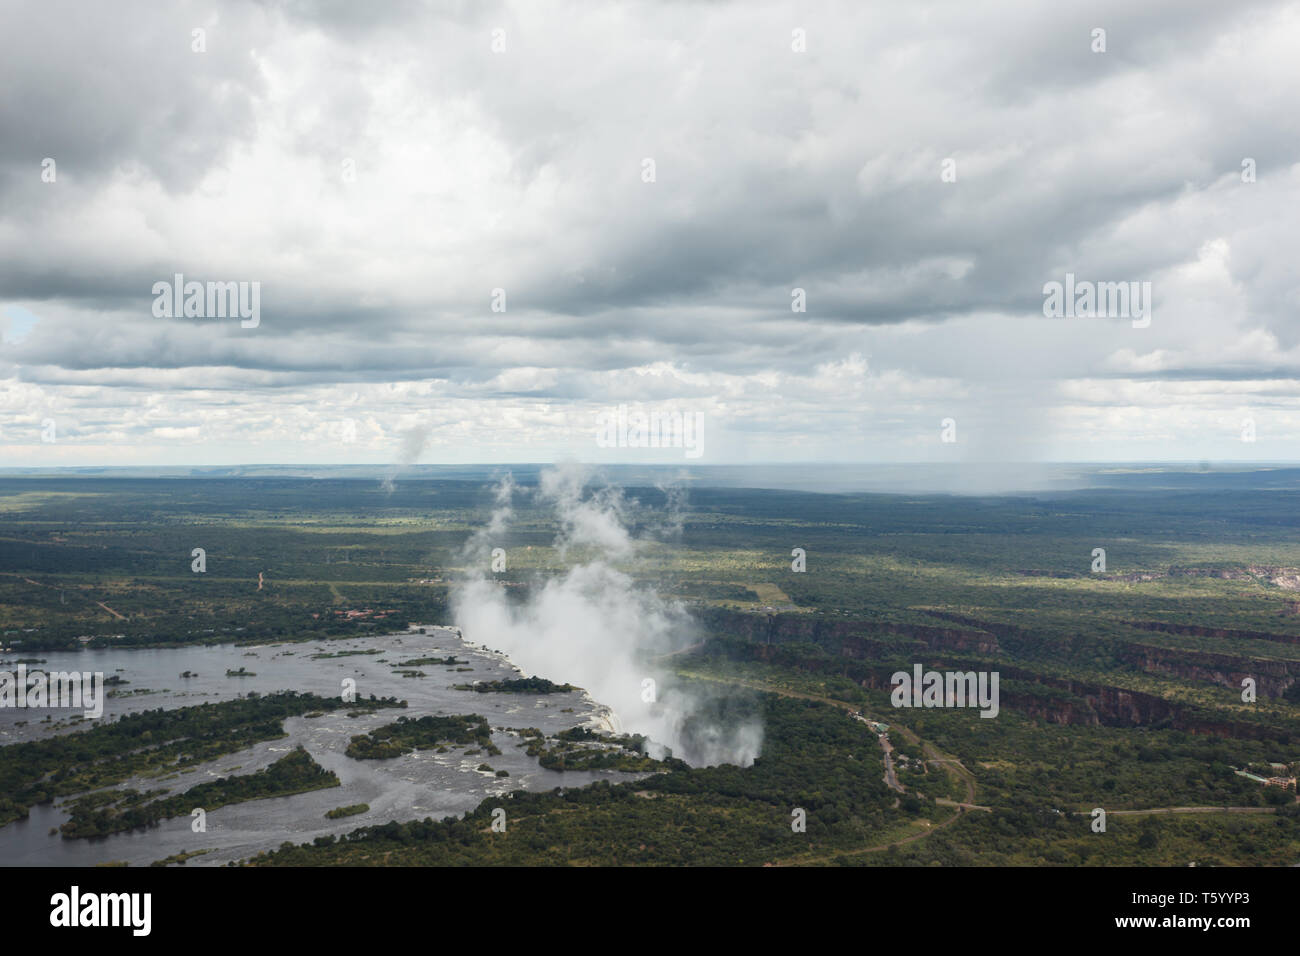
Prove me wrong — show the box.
[454,676,576,694]
[326,803,370,819]
[62,747,339,838]
[0,691,403,827]
[247,694,912,866]
[345,714,492,759]
[845,803,1300,867]
[5,473,1300,866]
[521,728,674,773]
[151,848,213,866]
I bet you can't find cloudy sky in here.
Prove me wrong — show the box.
[2,0,1299,467]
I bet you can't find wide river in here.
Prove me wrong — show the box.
[0,625,630,866]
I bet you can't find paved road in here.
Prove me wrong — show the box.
[1110,806,1279,816]
[879,732,904,794]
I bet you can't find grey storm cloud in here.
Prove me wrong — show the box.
[2,0,1299,465]
[0,1,265,202]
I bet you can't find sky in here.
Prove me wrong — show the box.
[2,0,1299,468]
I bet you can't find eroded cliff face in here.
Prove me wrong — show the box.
[1128,619,1300,646]
[923,614,1300,697]
[696,607,1000,655]
[1118,643,1298,698]
[996,672,1178,729]
[701,609,1291,742]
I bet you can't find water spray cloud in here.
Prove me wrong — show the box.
[452,465,762,767]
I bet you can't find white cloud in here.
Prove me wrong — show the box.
[2,0,1299,464]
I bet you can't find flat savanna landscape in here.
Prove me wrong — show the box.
[2,471,1299,866]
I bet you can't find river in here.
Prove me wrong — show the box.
[0,625,632,866]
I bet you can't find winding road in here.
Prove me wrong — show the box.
[678,668,1287,864]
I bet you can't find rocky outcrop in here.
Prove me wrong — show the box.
[1166,566,1254,580]
[1248,566,1300,590]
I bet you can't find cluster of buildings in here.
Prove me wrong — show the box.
[310,608,399,621]
[74,633,126,645]
[848,711,890,736]
[1233,763,1298,790]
